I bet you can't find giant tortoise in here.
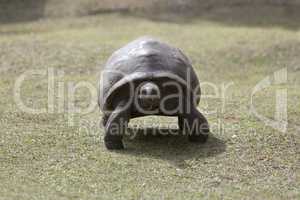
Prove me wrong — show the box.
[99,37,209,149]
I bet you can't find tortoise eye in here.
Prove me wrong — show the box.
[141,88,148,95]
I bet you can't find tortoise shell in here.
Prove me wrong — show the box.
[99,37,200,111]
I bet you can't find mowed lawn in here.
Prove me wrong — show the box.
[0,13,299,199]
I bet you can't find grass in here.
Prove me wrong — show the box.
[0,13,299,199]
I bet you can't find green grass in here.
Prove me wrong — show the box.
[0,13,299,199]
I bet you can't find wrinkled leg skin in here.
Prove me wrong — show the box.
[102,101,130,150]
[179,108,209,143]
[178,116,184,131]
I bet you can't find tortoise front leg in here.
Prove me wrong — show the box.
[182,108,209,143]
[102,101,130,150]
[178,116,184,131]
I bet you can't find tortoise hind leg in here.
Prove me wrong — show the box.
[182,108,209,143]
[102,101,130,150]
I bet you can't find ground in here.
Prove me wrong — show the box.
[0,11,299,200]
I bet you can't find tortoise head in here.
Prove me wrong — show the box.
[138,82,160,111]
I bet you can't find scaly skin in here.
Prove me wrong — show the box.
[103,100,130,150]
